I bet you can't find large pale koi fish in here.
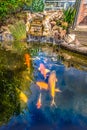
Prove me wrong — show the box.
[36,93,42,109]
[38,63,50,79]
[36,81,48,90]
[48,71,61,106]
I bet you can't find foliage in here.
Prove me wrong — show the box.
[63,7,76,26]
[9,20,26,41]
[32,0,44,12]
[56,20,68,30]
[0,48,33,125]
[56,7,76,32]
[0,0,32,23]
[0,68,21,125]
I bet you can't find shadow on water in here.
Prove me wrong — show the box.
[0,42,87,130]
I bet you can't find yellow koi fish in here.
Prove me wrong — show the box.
[25,76,32,82]
[36,81,48,90]
[16,88,28,103]
[36,93,42,109]
[48,71,61,106]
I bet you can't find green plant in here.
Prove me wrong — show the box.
[63,7,76,27]
[9,20,26,41]
[0,0,32,24]
[32,0,44,12]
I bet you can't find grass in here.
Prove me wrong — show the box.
[9,20,26,41]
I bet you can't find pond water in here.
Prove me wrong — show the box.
[0,42,87,130]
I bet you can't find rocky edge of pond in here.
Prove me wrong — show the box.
[0,11,87,55]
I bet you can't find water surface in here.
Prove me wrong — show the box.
[0,42,87,130]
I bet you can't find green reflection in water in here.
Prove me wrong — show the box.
[0,67,21,125]
[0,43,34,125]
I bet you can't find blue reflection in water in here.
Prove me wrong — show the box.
[0,49,87,130]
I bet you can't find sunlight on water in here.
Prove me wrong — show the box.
[0,43,87,130]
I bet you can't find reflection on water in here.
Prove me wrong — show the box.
[0,42,87,130]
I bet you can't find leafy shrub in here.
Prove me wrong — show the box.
[0,0,32,24]
[63,7,76,26]
[32,0,44,12]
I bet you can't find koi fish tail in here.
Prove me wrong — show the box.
[51,98,56,107]
[44,75,47,79]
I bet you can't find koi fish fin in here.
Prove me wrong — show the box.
[46,69,50,73]
[36,93,42,109]
[26,76,33,82]
[56,78,58,82]
[38,67,40,71]
[51,98,57,107]
[39,93,41,99]
[55,88,61,92]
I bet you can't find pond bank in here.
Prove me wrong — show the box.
[27,34,87,55]
[61,29,87,55]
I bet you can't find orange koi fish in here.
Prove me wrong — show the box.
[38,63,50,79]
[48,71,61,106]
[36,93,42,109]
[24,53,31,68]
[36,81,48,90]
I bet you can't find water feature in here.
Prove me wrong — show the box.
[0,42,87,130]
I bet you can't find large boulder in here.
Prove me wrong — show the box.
[64,34,76,43]
[52,25,59,30]
[50,21,56,27]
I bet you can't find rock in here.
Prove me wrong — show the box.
[74,38,81,46]
[43,30,51,37]
[1,26,10,32]
[26,21,30,32]
[62,53,72,60]
[53,30,61,40]
[0,31,14,42]
[52,25,59,30]
[1,42,12,51]
[0,28,4,33]
[27,12,32,22]
[57,27,63,32]
[65,34,76,43]
[60,29,66,38]
[0,34,3,41]
[50,21,56,26]
[0,25,14,42]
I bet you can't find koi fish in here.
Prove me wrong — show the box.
[36,93,42,109]
[38,63,50,79]
[25,76,32,82]
[16,88,28,103]
[36,81,48,90]
[48,71,61,106]
[24,53,31,68]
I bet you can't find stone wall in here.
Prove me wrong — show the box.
[26,10,67,41]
